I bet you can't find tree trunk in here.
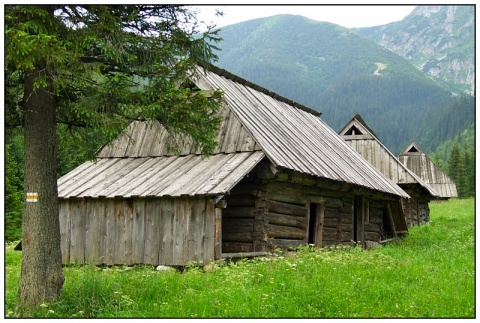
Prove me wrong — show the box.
[18,68,64,310]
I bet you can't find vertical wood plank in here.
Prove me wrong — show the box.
[314,202,325,248]
[386,204,397,237]
[365,200,370,224]
[105,199,116,265]
[190,197,204,264]
[172,197,189,265]
[153,198,163,265]
[156,198,165,265]
[97,199,107,265]
[124,199,133,265]
[160,197,175,265]
[85,198,98,264]
[132,199,145,265]
[59,201,71,264]
[203,198,215,263]
[170,198,179,265]
[211,200,222,260]
[113,199,125,265]
[354,196,365,247]
[70,199,85,263]
[200,198,208,261]
[197,196,213,264]
[183,198,192,265]
[82,199,90,263]
[304,200,311,243]
[144,198,158,265]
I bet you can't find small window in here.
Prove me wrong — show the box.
[408,146,419,153]
[181,80,201,92]
[345,125,363,136]
[364,201,370,224]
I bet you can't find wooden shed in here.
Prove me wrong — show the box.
[57,65,410,267]
[339,114,439,226]
[398,141,458,199]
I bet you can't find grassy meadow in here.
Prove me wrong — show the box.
[5,198,474,318]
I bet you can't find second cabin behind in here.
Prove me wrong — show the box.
[339,114,439,226]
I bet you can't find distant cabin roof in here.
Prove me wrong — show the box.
[398,141,458,198]
[58,64,409,199]
[339,115,439,198]
[340,113,379,139]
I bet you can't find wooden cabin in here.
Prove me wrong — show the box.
[339,114,439,226]
[398,141,458,199]
[57,65,410,267]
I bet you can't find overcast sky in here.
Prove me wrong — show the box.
[195,5,418,29]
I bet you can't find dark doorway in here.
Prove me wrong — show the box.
[353,196,365,248]
[307,202,325,247]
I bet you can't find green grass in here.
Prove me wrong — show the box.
[5,198,474,318]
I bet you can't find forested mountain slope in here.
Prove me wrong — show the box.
[213,14,473,154]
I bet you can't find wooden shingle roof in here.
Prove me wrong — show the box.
[58,65,409,199]
[58,151,265,198]
[196,66,408,198]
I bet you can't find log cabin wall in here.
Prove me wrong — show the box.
[222,173,264,253]
[59,196,216,266]
[246,167,390,250]
[259,180,392,249]
[418,198,430,224]
[365,200,386,242]
[400,187,431,227]
[321,195,354,247]
[263,197,309,250]
[402,197,414,227]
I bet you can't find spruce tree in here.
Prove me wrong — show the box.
[6,5,223,311]
[463,148,475,197]
[448,141,462,196]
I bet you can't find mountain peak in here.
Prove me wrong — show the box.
[358,5,474,95]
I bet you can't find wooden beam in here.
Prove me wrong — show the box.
[266,199,306,217]
[265,212,307,229]
[314,203,325,248]
[354,196,365,248]
[305,201,311,243]
[386,204,397,237]
[221,251,268,259]
[266,239,306,250]
[267,224,306,240]
[222,242,253,253]
[214,208,222,260]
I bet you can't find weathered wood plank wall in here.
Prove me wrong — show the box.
[347,139,412,184]
[59,196,215,266]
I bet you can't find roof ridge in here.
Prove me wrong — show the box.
[199,62,322,117]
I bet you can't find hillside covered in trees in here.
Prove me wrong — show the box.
[212,14,473,156]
